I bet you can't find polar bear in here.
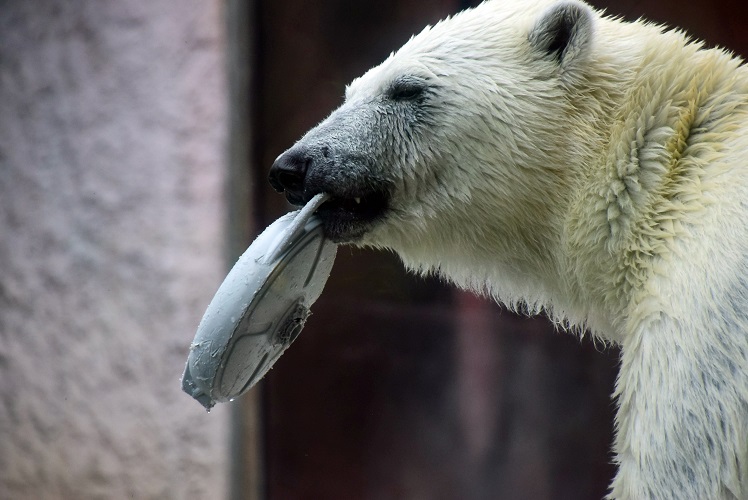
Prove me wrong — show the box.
[268,0,748,498]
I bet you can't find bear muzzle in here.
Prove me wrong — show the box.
[269,146,391,243]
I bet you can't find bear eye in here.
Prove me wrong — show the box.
[388,78,427,101]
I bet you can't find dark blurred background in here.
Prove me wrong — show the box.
[242,1,748,499]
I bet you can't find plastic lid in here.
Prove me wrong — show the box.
[181,194,336,409]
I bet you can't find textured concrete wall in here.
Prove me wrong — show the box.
[0,0,230,498]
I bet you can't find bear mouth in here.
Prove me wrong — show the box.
[286,190,389,243]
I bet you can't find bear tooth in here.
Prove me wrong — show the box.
[354,197,361,204]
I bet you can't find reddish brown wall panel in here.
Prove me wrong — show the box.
[252,1,748,499]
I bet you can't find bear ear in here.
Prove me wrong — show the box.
[528,1,594,74]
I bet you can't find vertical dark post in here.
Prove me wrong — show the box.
[226,0,264,499]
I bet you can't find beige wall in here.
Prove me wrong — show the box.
[0,0,230,498]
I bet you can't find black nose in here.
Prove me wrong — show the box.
[269,148,310,199]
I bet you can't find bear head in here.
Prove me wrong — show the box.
[269,0,598,283]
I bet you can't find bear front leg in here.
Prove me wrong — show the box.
[608,313,748,500]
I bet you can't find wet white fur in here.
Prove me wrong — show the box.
[304,0,748,497]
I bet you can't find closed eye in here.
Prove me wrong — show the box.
[388,77,427,101]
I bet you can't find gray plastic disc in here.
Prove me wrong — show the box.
[181,194,336,409]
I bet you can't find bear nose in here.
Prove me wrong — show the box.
[268,149,310,199]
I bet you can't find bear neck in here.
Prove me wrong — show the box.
[563,22,748,342]
[390,24,748,343]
